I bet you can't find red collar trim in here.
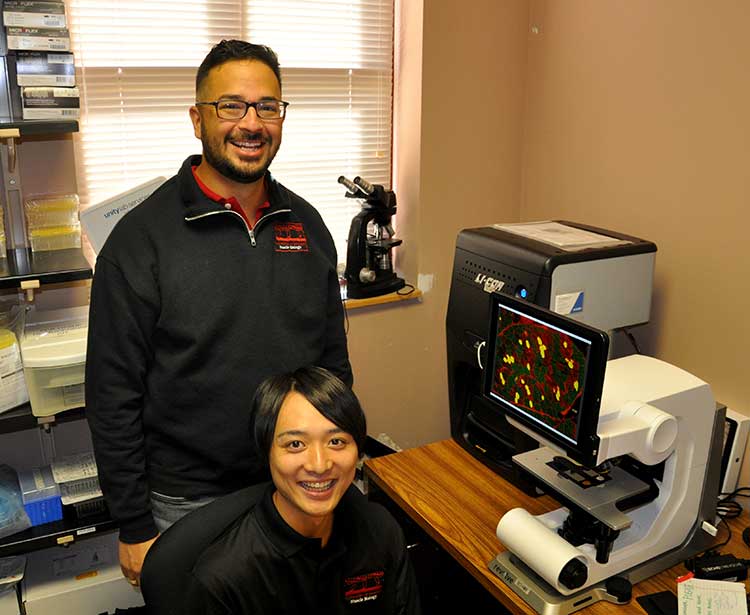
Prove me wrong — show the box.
[191,166,270,226]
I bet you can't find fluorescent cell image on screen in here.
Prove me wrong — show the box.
[489,305,592,443]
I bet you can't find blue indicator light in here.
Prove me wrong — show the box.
[517,287,528,299]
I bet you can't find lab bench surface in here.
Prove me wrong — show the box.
[364,439,749,615]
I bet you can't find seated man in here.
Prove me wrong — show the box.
[185,366,421,614]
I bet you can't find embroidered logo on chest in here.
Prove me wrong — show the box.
[274,222,309,252]
[343,570,385,604]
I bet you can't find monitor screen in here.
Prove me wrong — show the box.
[482,293,609,466]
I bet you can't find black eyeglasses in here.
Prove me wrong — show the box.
[195,99,290,121]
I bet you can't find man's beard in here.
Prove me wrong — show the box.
[201,132,275,184]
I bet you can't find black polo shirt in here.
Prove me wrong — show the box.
[186,485,421,615]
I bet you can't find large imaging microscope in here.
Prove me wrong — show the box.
[483,293,723,614]
[447,221,658,490]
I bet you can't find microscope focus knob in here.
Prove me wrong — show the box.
[359,268,376,283]
[605,576,632,603]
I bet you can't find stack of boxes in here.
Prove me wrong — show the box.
[23,193,80,252]
[1,1,79,120]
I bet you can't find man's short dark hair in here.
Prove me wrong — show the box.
[252,367,366,464]
[196,39,282,95]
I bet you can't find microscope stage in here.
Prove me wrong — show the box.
[513,448,651,531]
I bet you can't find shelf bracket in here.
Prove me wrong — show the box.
[0,128,26,250]
[0,128,19,174]
[21,278,40,302]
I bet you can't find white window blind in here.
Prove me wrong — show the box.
[67,0,393,260]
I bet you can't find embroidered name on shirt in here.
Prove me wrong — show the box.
[344,570,384,604]
[274,222,309,252]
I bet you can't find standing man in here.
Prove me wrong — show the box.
[85,40,352,587]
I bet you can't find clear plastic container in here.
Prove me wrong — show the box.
[24,194,80,229]
[28,224,82,252]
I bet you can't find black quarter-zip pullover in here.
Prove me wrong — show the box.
[86,155,352,543]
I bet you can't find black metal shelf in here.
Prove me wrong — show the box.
[0,403,86,434]
[0,505,116,558]
[0,404,116,557]
[0,119,78,136]
[0,247,92,289]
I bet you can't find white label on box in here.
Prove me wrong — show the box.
[23,108,80,119]
[17,74,75,86]
[9,36,70,51]
[3,13,67,28]
[554,291,585,315]
[0,342,29,413]
[46,53,72,64]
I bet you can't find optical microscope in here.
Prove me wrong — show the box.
[338,175,405,299]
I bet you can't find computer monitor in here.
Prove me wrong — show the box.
[482,293,609,467]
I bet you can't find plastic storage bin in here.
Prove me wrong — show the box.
[20,306,88,417]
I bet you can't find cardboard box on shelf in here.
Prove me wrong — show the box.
[80,178,166,254]
[15,52,74,87]
[2,2,67,30]
[21,86,79,120]
[6,27,70,52]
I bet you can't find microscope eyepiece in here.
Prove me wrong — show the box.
[337,175,360,195]
[352,176,375,195]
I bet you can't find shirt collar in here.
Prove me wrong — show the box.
[190,165,270,226]
[255,484,349,561]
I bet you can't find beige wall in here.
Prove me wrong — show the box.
[352,0,749,457]
[346,0,530,448]
[521,0,750,419]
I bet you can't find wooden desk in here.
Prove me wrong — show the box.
[364,439,747,614]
